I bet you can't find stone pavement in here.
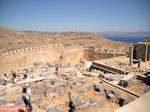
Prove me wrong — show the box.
[115,92,150,112]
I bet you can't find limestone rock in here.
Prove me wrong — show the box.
[0,99,7,105]
[9,97,23,105]
[73,98,89,107]
[77,84,94,94]
[94,84,104,92]
[75,71,83,78]
[53,85,67,96]
[47,106,62,112]
[90,97,107,107]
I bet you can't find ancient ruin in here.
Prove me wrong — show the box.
[0,28,150,112]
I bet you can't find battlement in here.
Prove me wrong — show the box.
[0,43,83,57]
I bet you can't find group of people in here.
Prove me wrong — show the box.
[2,72,33,111]
[2,69,30,85]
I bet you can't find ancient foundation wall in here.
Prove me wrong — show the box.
[84,49,126,61]
[136,44,150,61]
[0,44,84,74]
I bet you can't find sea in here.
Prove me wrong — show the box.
[105,37,150,44]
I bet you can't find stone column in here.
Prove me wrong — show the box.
[145,44,148,62]
[129,44,134,66]
[138,59,141,68]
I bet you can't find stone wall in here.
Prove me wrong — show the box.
[136,44,150,61]
[84,49,126,61]
[0,44,126,75]
[0,44,84,75]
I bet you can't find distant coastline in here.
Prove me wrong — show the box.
[105,37,150,44]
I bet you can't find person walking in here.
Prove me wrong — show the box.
[22,84,33,112]
[12,72,17,84]
[3,74,7,85]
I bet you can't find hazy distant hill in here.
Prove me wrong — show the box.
[98,31,150,37]
[0,26,129,53]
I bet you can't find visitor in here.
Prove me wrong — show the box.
[45,64,49,69]
[55,64,58,75]
[24,73,27,79]
[22,84,33,112]
[26,69,30,78]
[12,72,17,83]
[3,74,7,85]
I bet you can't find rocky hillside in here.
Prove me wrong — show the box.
[0,26,129,53]
[0,26,25,37]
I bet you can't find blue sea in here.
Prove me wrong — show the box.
[105,37,150,44]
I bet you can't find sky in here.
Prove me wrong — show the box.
[0,0,150,32]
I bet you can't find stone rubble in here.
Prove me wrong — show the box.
[0,61,149,112]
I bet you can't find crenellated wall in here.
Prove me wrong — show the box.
[0,43,84,75]
[0,44,126,75]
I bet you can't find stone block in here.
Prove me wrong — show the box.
[77,84,94,94]
[29,47,33,50]
[1,53,5,56]
[13,50,17,54]
[47,106,62,112]
[25,48,28,51]
[9,51,13,55]
[94,84,104,92]
[17,49,21,53]
[9,97,23,105]
[20,49,24,52]
[53,85,67,96]
[73,98,89,107]
[0,99,7,105]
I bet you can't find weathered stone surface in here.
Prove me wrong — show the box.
[70,92,79,100]
[90,97,107,107]
[94,92,105,96]
[47,106,62,112]
[41,104,46,110]
[121,96,134,104]
[53,85,67,96]
[75,71,84,78]
[94,84,104,92]
[31,83,53,95]
[69,81,82,89]
[9,97,23,105]
[54,81,67,86]
[32,97,41,105]
[77,84,94,94]
[73,98,89,107]
[0,99,7,105]
[105,88,121,97]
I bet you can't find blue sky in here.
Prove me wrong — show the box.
[0,0,150,32]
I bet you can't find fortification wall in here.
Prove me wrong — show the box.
[0,44,127,75]
[0,44,84,74]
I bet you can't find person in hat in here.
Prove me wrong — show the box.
[22,84,33,112]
